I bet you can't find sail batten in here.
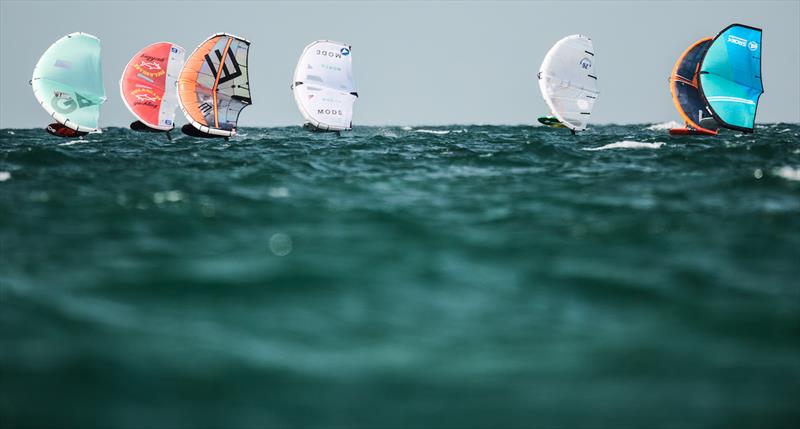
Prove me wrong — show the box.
[291,40,357,131]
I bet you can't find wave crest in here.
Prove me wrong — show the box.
[414,129,450,135]
[773,166,800,182]
[583,141,665,151]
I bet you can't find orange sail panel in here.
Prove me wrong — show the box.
[669,38,717,135]
[177,33,251,136]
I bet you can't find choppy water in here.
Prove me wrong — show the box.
[1,124,799,428]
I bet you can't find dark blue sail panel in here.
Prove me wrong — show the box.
[699,24,763,132]
[676,40,711,79]
[671,39,716,131]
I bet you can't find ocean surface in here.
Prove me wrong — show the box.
[1,124,799,428]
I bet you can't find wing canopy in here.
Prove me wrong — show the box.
[31,33,106,133]
[698,24,763,132]
[178,33,251,137]
[120,42,185,130]
[537,35,599,131]
[292,40,357,131]
[670,38,717,133]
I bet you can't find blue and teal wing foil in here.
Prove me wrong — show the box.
[699,24,763,132]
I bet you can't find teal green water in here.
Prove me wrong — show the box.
[1,124,799,428]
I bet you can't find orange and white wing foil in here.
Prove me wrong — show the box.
[178,33,251,137]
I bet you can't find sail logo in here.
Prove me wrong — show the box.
[138,61,162,71]
[726,35,748,47]
[53,59,72,69]
[579,58,592,70]
[748,41,759,51]
[50,91,95,113]
[317,108,343,115]
[199,102,214,115]
[134,58,166,78]
[135,94,158,103]
[132,88,161,106]
[340,47,350,56]
[205,47,243,85]
[317,50,342,59]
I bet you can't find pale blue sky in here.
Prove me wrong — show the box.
[1,0,798,128]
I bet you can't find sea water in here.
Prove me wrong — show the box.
[1,124,799,428]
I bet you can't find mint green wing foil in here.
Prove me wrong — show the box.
[31,32,106,133]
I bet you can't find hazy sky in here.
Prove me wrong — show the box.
[1,0,798,128]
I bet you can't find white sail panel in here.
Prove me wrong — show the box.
[161,44,185,128]
[538,35,599,131]
[292,40,357,131]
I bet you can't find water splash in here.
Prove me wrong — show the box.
[645,121,683,131]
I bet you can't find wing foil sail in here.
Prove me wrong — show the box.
[120,42,185,130]
[669,38,717,134]
[537,35,599,131]
[292,40,357,131]
[31,32,106,133]
[178,33,251,137]
[698,24,763,133]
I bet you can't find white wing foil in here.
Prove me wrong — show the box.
[538,35,599,131]
[292,40,357,131]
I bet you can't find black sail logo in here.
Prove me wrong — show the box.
[204,46,242,84]
[199,102,214,114]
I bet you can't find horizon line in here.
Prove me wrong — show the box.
[2,122,800,131]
